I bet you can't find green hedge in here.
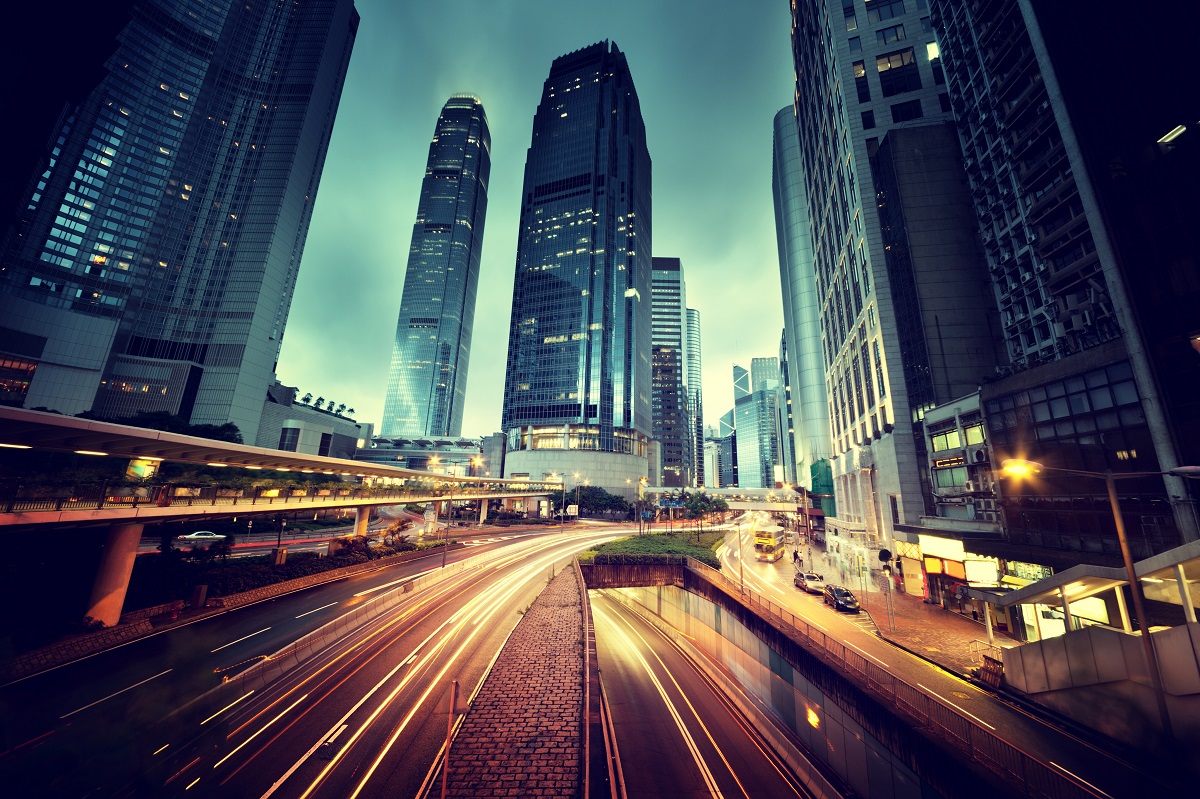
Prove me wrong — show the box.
[580,531,722,569]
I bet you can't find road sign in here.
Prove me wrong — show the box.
[567,504,579,516]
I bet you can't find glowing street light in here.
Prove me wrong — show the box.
[999,457,1200,740]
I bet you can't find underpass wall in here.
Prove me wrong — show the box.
[606,583,993,799]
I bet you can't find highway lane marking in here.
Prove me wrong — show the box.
[351,568,437,597]
[295,602,338,619]
[60,668,173,719]
[1050,761,1112,798]
[211,627,272,653]
[916,683,996,730]
[200,690,256,725]
[213,693,309,769]
[845,640,890,668]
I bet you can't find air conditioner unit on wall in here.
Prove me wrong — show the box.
[963,480,976,493]
[967,444,988,464]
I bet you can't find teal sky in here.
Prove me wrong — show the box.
[277,0,796,438]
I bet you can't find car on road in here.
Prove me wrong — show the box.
[175,531,226,545]
[793,571,825,594]
[823,584,860,613]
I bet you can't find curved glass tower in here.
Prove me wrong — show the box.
[501,41,652,497]
[380,95,490,437]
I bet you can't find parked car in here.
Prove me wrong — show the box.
[823,584,860,613]
[175,531,226,545]
[793,571,825,595]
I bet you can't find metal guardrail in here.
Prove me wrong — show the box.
[0,479,552,515]
[682,557,1105,799]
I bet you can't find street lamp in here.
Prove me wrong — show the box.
[1000,457,1200,740]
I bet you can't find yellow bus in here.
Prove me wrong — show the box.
[753,524,786,563]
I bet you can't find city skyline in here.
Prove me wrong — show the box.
[273,1,793,440]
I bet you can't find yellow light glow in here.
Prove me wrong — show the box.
[807,707,820,729]
[1000,458,1042,478]
[75,450,108,456]
[0,443,32,449]
[207,463,228,467]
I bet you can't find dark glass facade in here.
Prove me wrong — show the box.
[381,95,490,438]
[0,0,358,442]
[502,41,652,457]
[651,257,690,486]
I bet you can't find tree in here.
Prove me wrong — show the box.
[335,403,347,416]
[301,392,313,405]
[346,407,356,417]
[314,397,325,410]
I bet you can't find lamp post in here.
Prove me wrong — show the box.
[1000,458,1200,741]
[441,479,453,568]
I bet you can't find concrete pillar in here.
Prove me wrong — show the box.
[478,499,488,525]
[1032,602,1044,641]
[985,602,994,645]
[354,506,370,538]
[1114,585,1133,633]
[1176,564,1197,623]
[1059,586,1074,632]
[85,522,144,627]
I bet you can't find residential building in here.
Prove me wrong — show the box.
[500,42,652,500]
[931,0,1200,560]
[0,0,359,443]
[380,95,491,438]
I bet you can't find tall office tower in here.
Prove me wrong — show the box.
[685,307,704,486]
[650,257,691,487]
[777,331,797,486]
[0,0,359,442]
[718,409,738,488]
[734,359,781,489]
[772,106,832,490]
[787,0,999,548]
[500,42,652,499]
[380,95,491,438]
[931,0,1199,553]
[703,437,722,488]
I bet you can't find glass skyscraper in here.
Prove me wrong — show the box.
[380,95,490,438]
[685,307,704,487]
[0,0,358,442]
[501,41,652,498]
[651,257,690,487]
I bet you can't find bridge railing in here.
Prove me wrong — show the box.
[0,479,551,515]
[681,557,1105,799]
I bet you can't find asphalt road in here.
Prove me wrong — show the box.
[717,525,1177,798]
[0,526,622,798]
[593,593,811,799]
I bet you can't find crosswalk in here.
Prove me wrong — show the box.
[461,535,518,547]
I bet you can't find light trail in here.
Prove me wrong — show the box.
[594,604,732,798]
[1050,762,1112,798]
[295,602,339,618]
[200,690,255,725]
[213,693,309,769]
[351,568,437,597]
[60,668,172,719]
[916,683,997,731]
[211,627,271,653]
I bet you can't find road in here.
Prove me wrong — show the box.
[593,593,811,799]
[0,526,621,798]
[717,522,1176,798]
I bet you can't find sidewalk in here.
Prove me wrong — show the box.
[800,543,1016,678]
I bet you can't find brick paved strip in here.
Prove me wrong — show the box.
[444,567,586,798]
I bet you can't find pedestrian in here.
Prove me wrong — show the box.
[792,549,799,565]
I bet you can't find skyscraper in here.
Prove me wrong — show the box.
[931,0,1199,552]
[501,41,652,499]
[0,0,359,442]
[651,257,691,487]
[787,0,998,549]
[733,358,781,489]
[685,307,704,487]
[772,106,831,489]
[380,95,491,438]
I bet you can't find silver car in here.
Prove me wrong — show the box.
[175,531,226,545]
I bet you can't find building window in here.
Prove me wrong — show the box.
[853,60,871,103]
[939,92,951,112]
[844,1,858,31]
[861,110,876,129]
[849,36,862,53]
[877,48,921,97]
[890,99,923,123]
[318,432,333,457]
[932,58,945,85]
[278,427,300,451]
[867,0,906,24]
[876,24,905,46]
[920,15,932,33]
